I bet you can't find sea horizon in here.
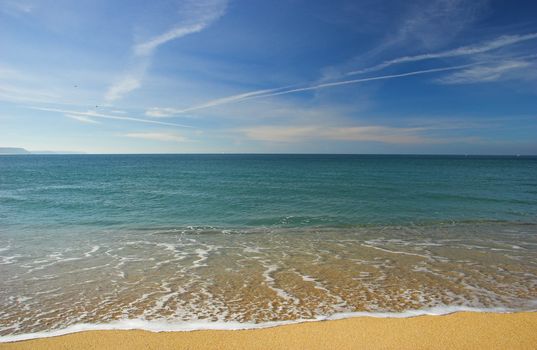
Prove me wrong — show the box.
[2,152,537,156]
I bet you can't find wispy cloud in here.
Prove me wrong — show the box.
[134,23,207,57]
[104,74,143,103]
[105,0,227,103]
[437,59,535,84]
[30,107,192,128]
[348,32,537,76]
[389,0,487,49]
[134,0,227,56]
[318,0,488,81]
[240,125,451,144]
[241,125,482,145]
[123,132,188,142]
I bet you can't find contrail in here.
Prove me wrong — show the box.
[175,63,477,112]
[29,107,193,128]
[162,84,300,115]
[177,87,289,113]
[248,64,477,98]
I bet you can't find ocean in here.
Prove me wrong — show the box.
[1,154,536,340]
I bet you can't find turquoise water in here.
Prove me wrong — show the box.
[1,155,536,230]
[1,155,537,339]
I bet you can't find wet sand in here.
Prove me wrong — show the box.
[2,312,537,349]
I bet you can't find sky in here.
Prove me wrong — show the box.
[1,0,536,154]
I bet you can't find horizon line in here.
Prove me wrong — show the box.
[1,152,535,157]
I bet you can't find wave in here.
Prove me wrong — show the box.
[0,306,531,343]
[135,219,537,236]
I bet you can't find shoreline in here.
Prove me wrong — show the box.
[0,306,520,343]
[2,311,537,349]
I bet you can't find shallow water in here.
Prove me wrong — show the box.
[1,155,536,339]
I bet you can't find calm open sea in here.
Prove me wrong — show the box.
[1,155,536,340]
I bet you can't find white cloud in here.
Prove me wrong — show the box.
[123,132,188,142]
[437,59,534,84]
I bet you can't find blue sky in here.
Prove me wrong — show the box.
[1,0,536,154]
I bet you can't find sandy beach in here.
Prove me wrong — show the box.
[2,312,536,349]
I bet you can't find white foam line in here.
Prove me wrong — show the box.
[26,257,83,273]
[192,248,210,267]
[295,271,348,310]
[0,243,12,252]
[361,243,431,259]
[66,264,110,274]
[0,254,22,265]
[0,306,528,343]
[262,264,300,305]
[84,245,100,257]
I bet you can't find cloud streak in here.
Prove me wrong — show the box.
[105,75,142,103]
[134,23,207,57]
[134,0,227,56]
[437,59,534,84]
[105,0,227,102]
[348,32,537,76]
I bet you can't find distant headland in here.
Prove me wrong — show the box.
[0,147,83,155]
[0,147,31,155]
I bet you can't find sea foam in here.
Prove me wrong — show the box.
[0,306,523,343]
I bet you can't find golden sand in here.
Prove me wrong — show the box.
[2,312,537,349]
